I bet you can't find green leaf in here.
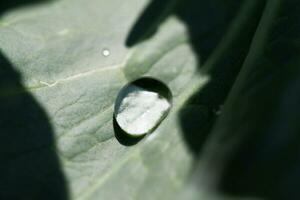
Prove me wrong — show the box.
[1,0,298,199]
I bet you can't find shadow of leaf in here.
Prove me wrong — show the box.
[125,0,282,199]
[0,39,68,200]
[126,0,265,157]
[0,0,52,15]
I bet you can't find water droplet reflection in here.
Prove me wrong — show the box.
[114,77,172,138]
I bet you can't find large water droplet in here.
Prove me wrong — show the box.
[114,77,172,137]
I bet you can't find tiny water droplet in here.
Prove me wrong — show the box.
[102,48,110,57]
[114,77,172,137]
[214,105,223,115]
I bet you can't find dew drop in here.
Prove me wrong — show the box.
[102,48,110,57]
[114,77,172,137]
[214,105,223,115]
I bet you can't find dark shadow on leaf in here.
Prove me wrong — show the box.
[179,106,215,156]
[127,0,245,62]
[0,1,68,199]
[126,0,175,46]
[217,1,300,199]
[126,0,264,154]
[0,50,68,199]
[0,0,52,15]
